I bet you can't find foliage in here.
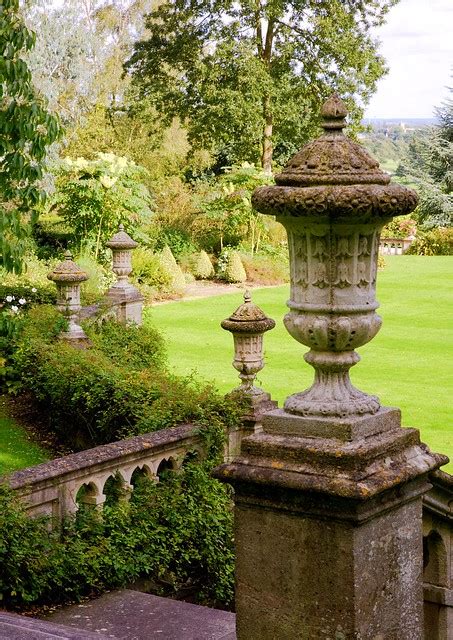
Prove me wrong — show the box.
[239,250,289,285]
[85,318,166,371]
[194,251,214,280]
[0,456,234,609]
[381,216,417,239]
[132,247,173,291]
[406,227,453,256]
[32,214,72,258]
[0,0,62,272]
[224,251,247,284]
[76,249,116,305]
[8,306,241,448]
[193,164,272,253]
[49,153,154,259]
[400,86,453,229]
[127,0,395,171]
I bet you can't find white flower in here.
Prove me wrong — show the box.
[19,298,26,305]
[99,175,118,189]
[5,295,13,302]
[11,305,18,313]
[31,287,37,293]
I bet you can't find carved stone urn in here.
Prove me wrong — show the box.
[221,291,275,396]
[252,95,418,419]
[105,224,138,293]
[48,251,89,342]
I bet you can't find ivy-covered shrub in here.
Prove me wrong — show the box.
[0,456,234,610]
[9,307,241,448]
[406,227,453,255]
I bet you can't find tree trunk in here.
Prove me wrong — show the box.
[261,94,273,175]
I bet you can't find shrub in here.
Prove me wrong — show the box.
[224,251,247,283]
[0,457,234,610]
[406,227,453,255]
[239,251,289,285]
[9,307,241,449]
[194,251,214,279]
[132,247,173,290]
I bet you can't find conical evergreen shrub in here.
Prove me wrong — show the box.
[224,251,247,283]
[159,245,186,293]
[194,250,214,279]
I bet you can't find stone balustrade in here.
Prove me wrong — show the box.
[379,236,414,255]
[7,424,201,519]
[423,470,453,639]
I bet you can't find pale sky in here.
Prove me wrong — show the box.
[365,0,453,119]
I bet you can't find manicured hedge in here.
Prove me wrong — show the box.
[10,307,242,449]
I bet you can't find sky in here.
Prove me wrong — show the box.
[365,0,453,119]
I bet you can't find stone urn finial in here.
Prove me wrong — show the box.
[106,223,138,291]
[252,94,419,420]
[221,291,275,395]
[48,251,89,341]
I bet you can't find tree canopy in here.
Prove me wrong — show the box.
[0,0,61,272]
[402,86,453,228]
[127,0,397,172]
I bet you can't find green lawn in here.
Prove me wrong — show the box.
[147,256,453,471]
[0,401,49,474]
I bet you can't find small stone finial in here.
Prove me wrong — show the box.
[119,223,125,232]
[221,296,275,395]
[320,94,348,133]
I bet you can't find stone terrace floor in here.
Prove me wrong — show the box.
[48,590,236,639]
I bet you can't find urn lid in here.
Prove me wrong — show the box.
[47,251,88,283]
[221,291,276,334]
[275,94,390,187]
[106,224,138,250]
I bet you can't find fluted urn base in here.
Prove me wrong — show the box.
[284,349,380,417]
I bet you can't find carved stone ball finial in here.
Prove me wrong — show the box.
[252,93,419,421]
[221,293,275,395]
[320,93,348,133]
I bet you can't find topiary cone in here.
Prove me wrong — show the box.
[225,251,247,283]
[194,250,214,279]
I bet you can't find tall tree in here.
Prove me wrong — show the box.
[402,86,453,228]
[126,0,397,173]
[0,0,61,272]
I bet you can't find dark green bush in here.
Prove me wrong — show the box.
[0,458,234,610]
[10,307,241,449]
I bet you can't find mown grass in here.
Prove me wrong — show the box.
[147,256,453,471]
[0,400,49,473]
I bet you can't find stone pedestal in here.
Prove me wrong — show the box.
[215,410,446,639]
[214,95,448,638]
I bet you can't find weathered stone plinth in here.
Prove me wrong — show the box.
[215,410,447,639]
[106,224,143,325]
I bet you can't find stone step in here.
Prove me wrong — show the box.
[46,589,237,640]
[0,610,111,639]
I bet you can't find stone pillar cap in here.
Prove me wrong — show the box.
[47,251,88,283]
[252,94,418,219]
[221,291,275,334]
[106,224,138,250]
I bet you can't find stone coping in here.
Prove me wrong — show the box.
[6,424,197,489]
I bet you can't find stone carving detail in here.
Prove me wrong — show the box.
[335,260,351,288]
[312,260,329,288]
[252,95,419,418]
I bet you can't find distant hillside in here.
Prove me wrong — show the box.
[363,118,437,130]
